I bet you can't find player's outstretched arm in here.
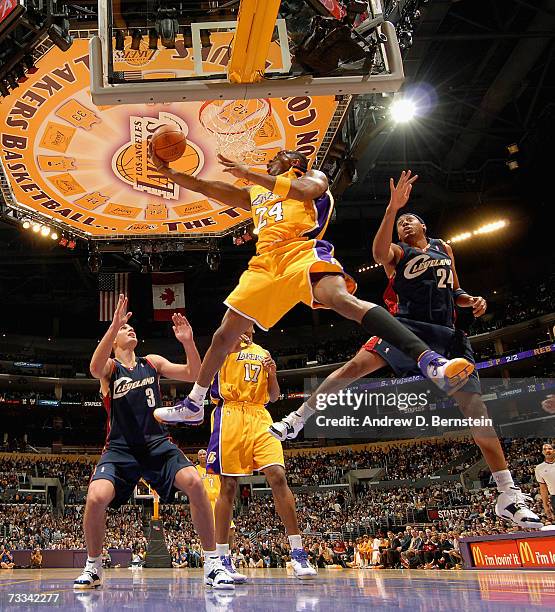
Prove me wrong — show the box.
[90,294,131,379]
[263,354,280,403]
[149,145,251,210]
[442,243,487,317]
[372,170,417,269]
[147,313,201,382]
[218,154,328,201]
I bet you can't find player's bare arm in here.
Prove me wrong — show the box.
[442,243,487,318]
[149,144,251,210]
[539,482,554,520]
[90,294,131,380]
[262,354,280,403]
[147,313,201,382]
[218,154,328,201]
[372,171,418,272]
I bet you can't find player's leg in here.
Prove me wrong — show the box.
[270,348,387,441]
[154,308,253,424]
[74,478,115,589]
[262,464,316,579]
[312,274,474,395]
[173,466,235,589]
[454,390,542,529]
[213,476,247,583]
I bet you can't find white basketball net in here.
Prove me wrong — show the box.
[199,99,271,162]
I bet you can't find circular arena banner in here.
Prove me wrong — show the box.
[0,40,338,239]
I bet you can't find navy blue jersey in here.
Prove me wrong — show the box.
[103,357,168,449]
[384,238,455,328]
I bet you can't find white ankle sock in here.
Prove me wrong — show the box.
[492,469,515,492]
[296,403,315,421]
[87,555,101,565]
[288,534,302,550]
[216,543,230,556]
[189,383,209,405]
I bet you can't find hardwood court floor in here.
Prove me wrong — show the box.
[1,567,555,611]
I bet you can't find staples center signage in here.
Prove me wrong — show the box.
[0,40,337,238]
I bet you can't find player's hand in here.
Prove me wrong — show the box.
[469,296,487,317]
[542,395,555,414]
[111,294,132,329]
[239,333,252,346]
[172,313,193,344]
[148,141,169,172]
[388,170,418,211]
[262,355,277,375]
[218,154,250,178]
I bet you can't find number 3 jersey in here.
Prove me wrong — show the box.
[384,238,456,328]
[250,167,334,253]
[210,342,270,407]
[103,357,168,449]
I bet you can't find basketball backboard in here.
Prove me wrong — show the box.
[89,0,404,105]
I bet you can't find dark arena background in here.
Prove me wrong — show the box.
[0,1,555,610]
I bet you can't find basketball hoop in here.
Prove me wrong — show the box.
[199,99,271,162]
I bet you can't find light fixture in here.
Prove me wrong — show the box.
[51,232,58,240]
[390,98,417,123]
[32,223,41,233]
[40,225,51,237]
[156,8,179,49]
[48,23,73,52]
[507,143,519,155]
[506,159,519,171]
[22,219,31,229]
[0,81,9,97]
[23,55,38,74]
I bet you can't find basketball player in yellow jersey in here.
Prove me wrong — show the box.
[203,328,316,581]
[151,149,474,428]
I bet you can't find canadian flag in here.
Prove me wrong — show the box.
[152,272,185,321]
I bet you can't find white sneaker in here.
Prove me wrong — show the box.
[418,351,474,396]
[204,557,235,590]
[495,487,543,529]
[153,396,204,425]
[221,555,247,583]
[73,561,102,589]
[269,410,306,441]
[290,548,317,580]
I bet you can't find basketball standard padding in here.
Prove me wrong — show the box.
[151,125,187,162]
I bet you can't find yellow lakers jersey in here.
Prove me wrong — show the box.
[195,464,220,500]
[250,168,334,252]
[210,342,270,406]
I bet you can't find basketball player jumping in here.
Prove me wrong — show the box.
[203,328,317,580]
[74,295,235,590]
[270,171,542,530]
[149,148,474,427]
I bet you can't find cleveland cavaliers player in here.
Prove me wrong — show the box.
[271,170,542,530]
[73,295,234,590]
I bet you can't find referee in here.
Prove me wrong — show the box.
[535,442,555,522]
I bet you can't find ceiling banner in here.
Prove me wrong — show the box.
[0,40,337,239]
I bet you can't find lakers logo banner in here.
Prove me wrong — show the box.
[0,40,337,238]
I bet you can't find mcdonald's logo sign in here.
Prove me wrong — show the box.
[519,541,535,564]
[472,545,485,566]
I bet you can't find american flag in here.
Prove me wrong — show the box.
[98,273,128,321]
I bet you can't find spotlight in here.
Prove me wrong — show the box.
[207,250,220,271]
[507,143,519,155]
[48,23,73,52]
[390,98,417,123]
[59,237,68,247]
[156,8,179,49]
[22,219,31,229]
[115,30,125,51]
[67,239,76,250]
[0,81,9,97]
[6,73,18,90]
[51,232,58,240]
[15,65,27,83]
[32,223,41,233]
[88,250,101,273]
[506,159,519,171]
[131,29,143,50]
[148,28,159,50]
[40,225,50,237]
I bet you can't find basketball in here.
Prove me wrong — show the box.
[151,125,187,162]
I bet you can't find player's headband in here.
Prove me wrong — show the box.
[397,213,426,226]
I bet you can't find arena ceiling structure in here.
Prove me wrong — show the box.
[0,0,554,336]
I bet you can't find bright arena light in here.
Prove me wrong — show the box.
[51,232,58,240]
[390,98,417,123]
[32,223,41,233]
[22,220,31,229]
[447,220,507,244]
[40,225,51,237]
